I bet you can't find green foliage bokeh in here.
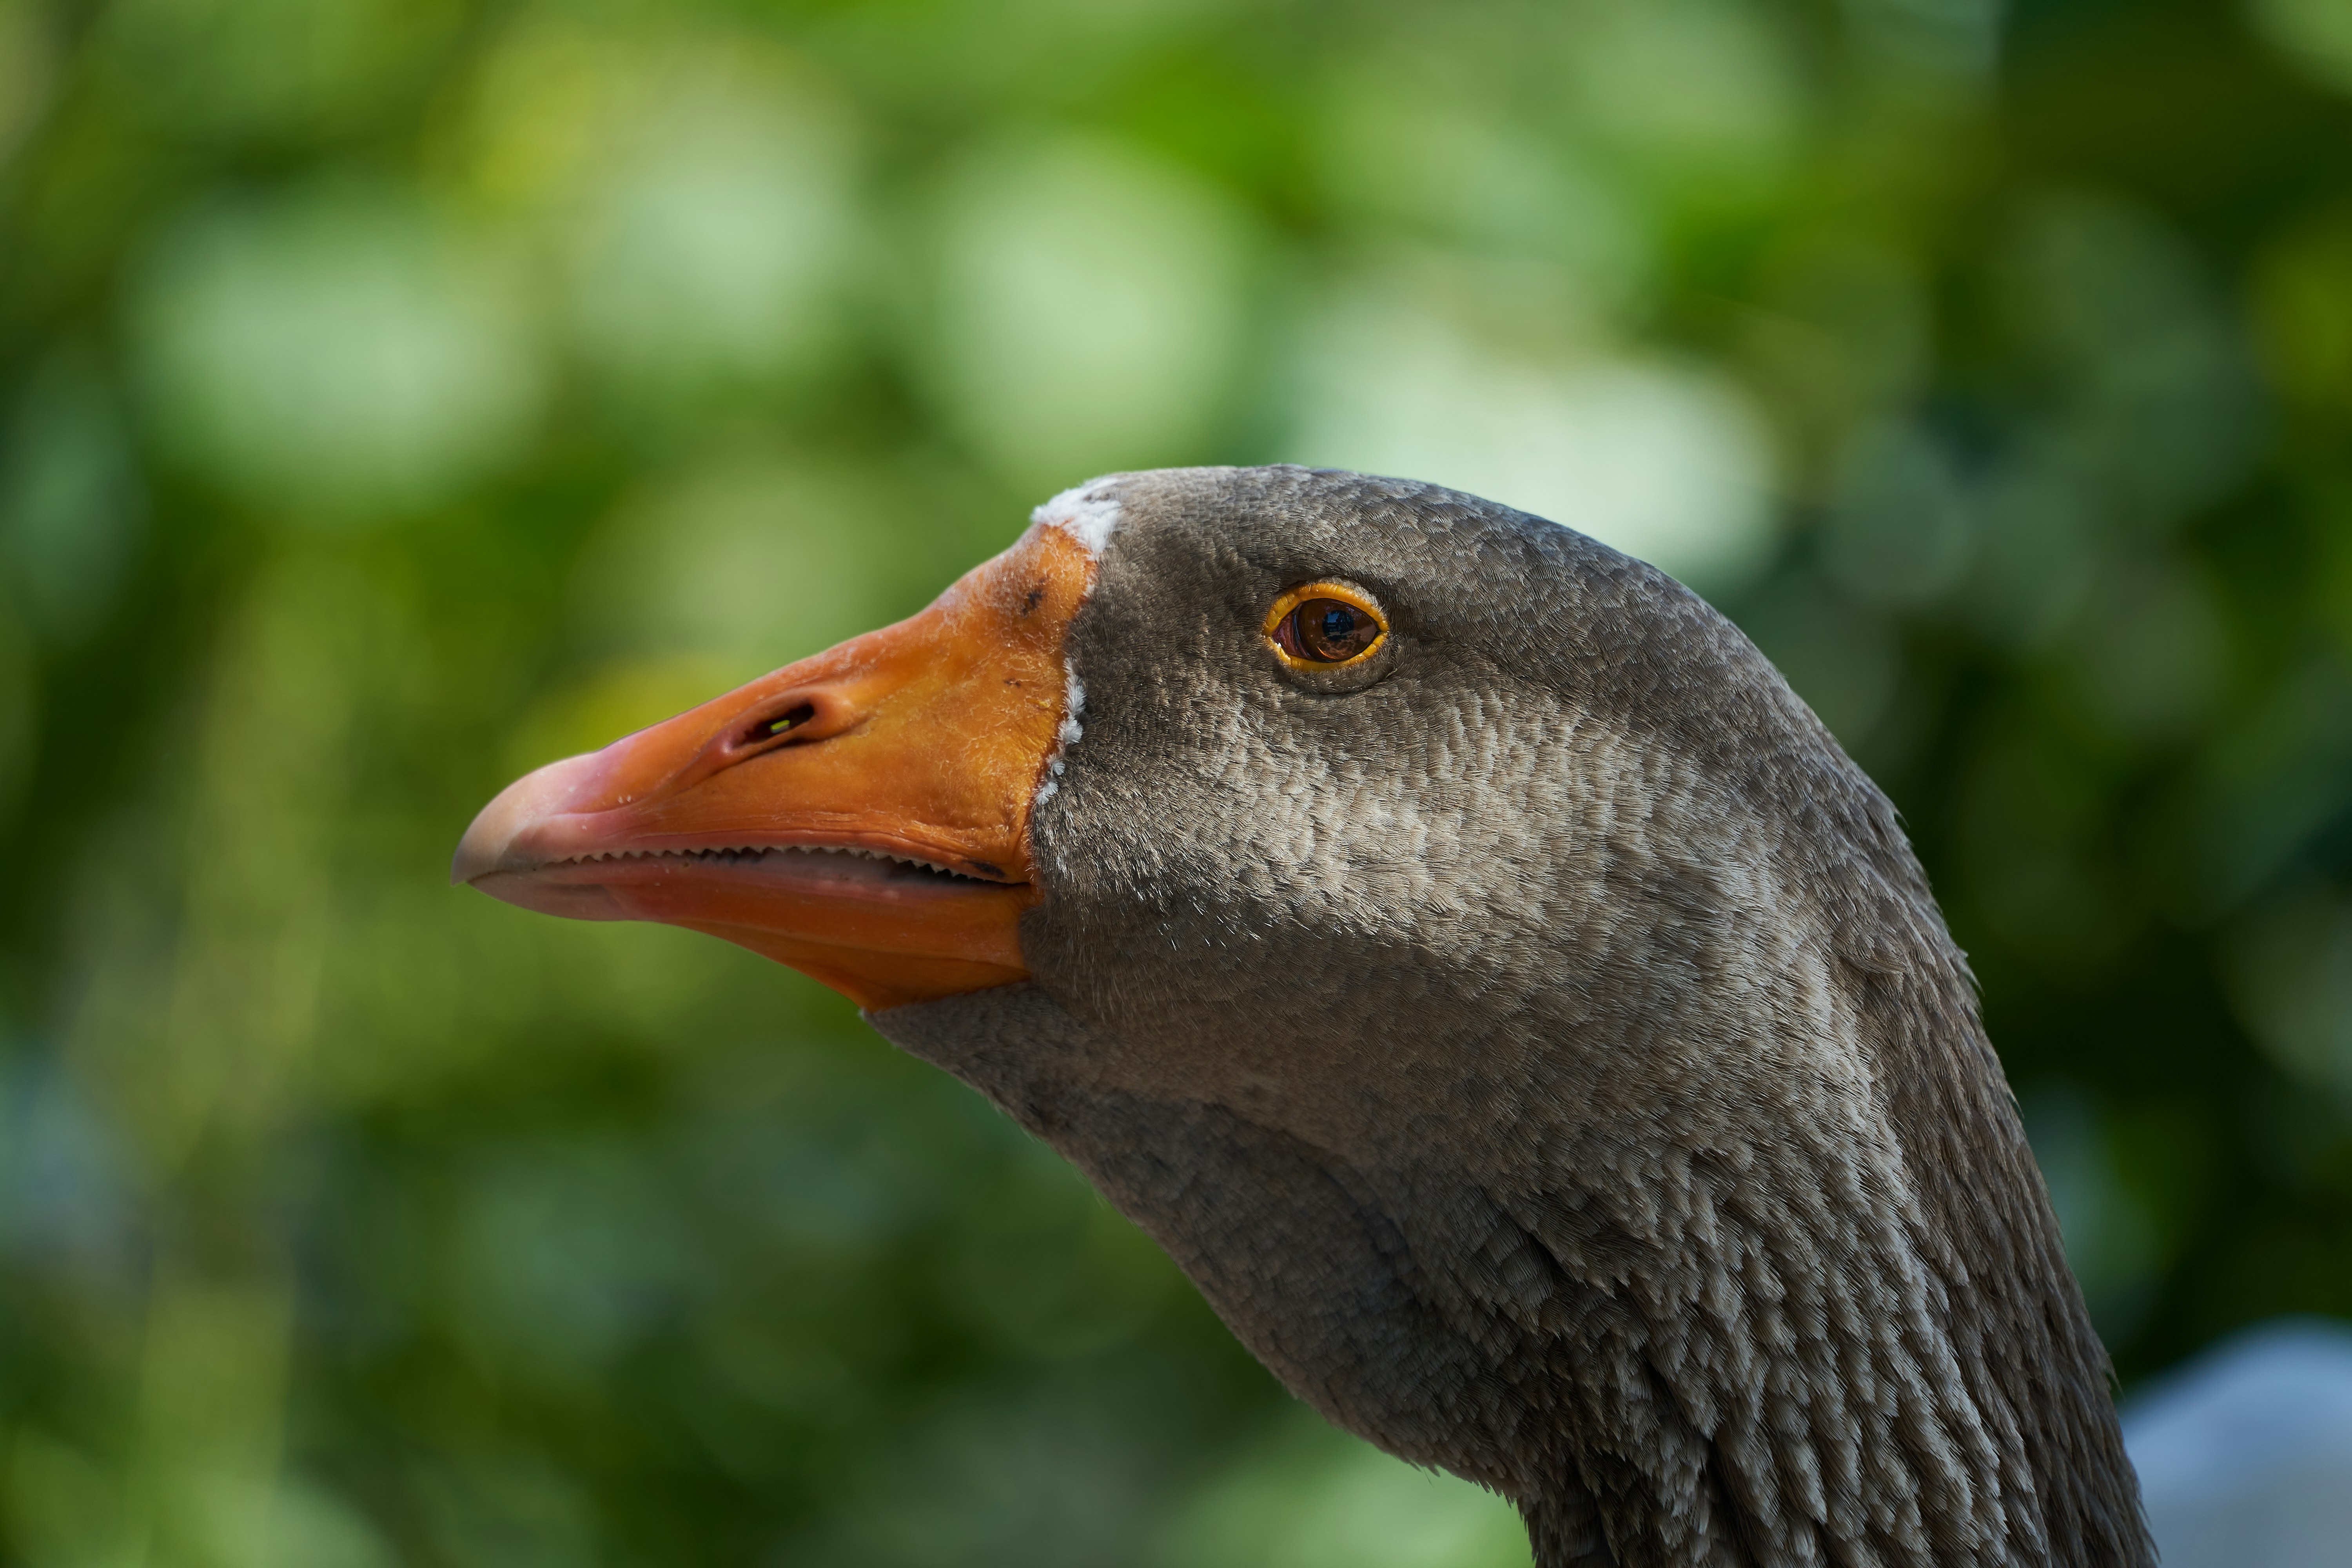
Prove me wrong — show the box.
[4,0,2352,1563]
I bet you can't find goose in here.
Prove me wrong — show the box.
[453,465,2152,1568]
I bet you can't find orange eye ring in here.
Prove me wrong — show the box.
[1264,581,1389,668]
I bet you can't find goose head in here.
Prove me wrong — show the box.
[455,465,2151,1568]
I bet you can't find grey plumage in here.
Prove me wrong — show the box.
[871,465,2151,1567]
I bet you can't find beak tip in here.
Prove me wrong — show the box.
[451,800,517,888]
[452,750,610,891]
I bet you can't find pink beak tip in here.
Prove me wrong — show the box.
[451,751,614,887]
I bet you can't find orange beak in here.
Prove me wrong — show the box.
[452,524,1093,1009]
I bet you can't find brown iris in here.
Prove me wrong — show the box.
[1265,581,1388,668]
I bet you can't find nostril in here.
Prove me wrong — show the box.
[742,703,818,750]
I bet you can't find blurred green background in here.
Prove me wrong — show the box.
[3,0,2352,1563]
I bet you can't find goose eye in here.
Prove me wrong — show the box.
[1265,582,1388,668]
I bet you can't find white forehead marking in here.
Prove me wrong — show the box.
[1031,475,1122,555]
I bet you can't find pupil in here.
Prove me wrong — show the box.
[1318,606,1356,645]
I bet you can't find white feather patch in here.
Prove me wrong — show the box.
[1031,476,1123,554]
[1034,667,1085,809]
[1058,669,1086,749]
[1029,481,1111,810]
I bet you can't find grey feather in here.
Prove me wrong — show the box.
[871,465,2151,1568]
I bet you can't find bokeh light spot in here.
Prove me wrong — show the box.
[133,189,541,522]
[924,137,1254,486]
